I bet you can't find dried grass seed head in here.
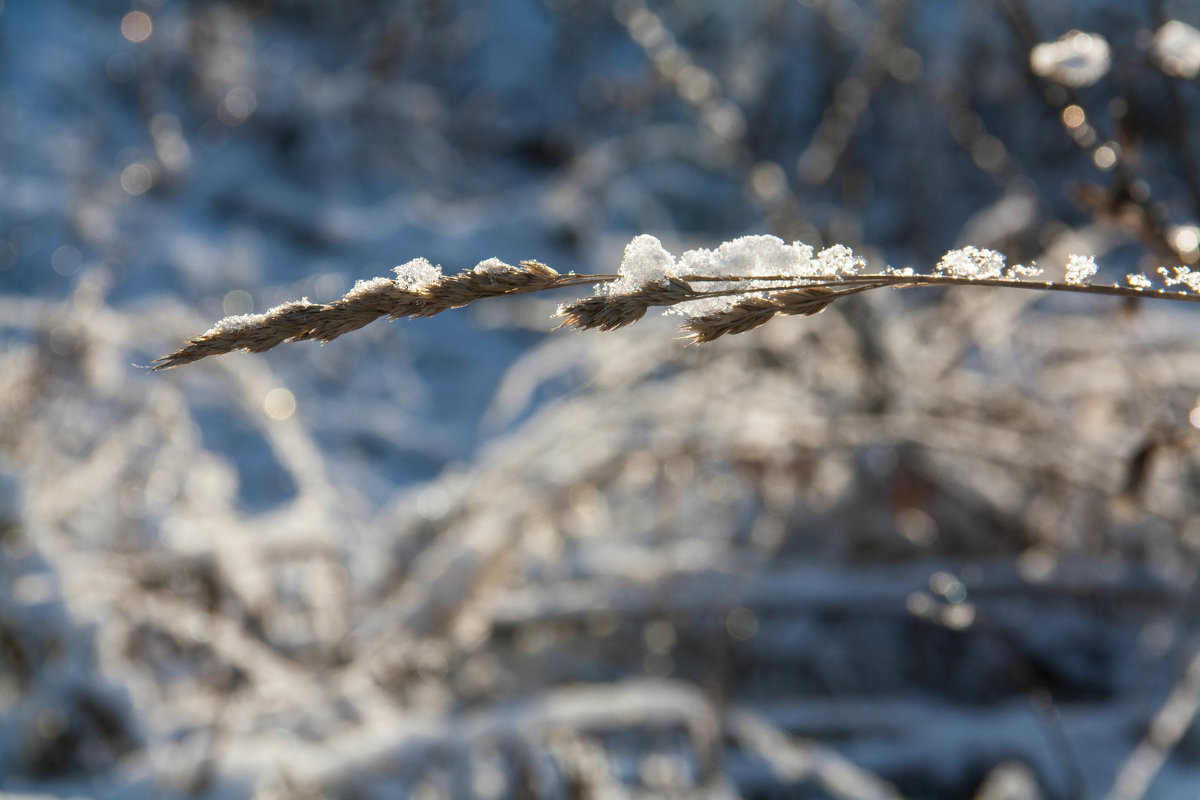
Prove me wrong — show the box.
[773,287,840,317]
[681,297,780,343]
[557,277,693,331]
[417,258,563,316]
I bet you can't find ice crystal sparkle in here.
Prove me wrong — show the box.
[935,247,1006,279]
[1153,20,1200,79]
[393,257,443,288]
[1159,265,1200,293]
[1030,30,1111,88]
[606,235,679,295]
[1065,254,1098,285]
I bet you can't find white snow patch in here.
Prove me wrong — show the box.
[346,277,400,299]
[472,257,516,275]
[211,312,268,334]
[392,257,443,288]
[815,244,865,276]
[606,234,679,295]
[1065,254,1098,284]
[676,235,815,280]
[935,247,1006,279]
[613,235,866,317]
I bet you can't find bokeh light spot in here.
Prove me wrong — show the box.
[222,289,253,316]
[888,47,923,82]
[121,11,153,43]
[1030,30,1110,87]
[642,619,676,653]
[1188,404,1200,428]
[264,388,296,420]
[51,245,82,276]
[941,603,975,630]
[218,87,258,126]
[895,506,937,546]
[1093,144,1118,170]
[416,487,449,520]
[1171,225,1200,263]
[749,161,787,204]
[120,162,154,195]
[726,607,758,640]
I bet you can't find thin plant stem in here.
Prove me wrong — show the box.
[153,247,1200,370]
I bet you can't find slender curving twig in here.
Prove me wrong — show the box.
[152,238,1200,370]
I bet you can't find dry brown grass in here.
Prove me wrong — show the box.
[153,245,1200,370]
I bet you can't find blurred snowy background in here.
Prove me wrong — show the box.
[6,0,1200,797]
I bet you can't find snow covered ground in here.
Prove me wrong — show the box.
[5,0,1200,797]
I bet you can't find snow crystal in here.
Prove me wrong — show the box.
[393,257,442,288]
[1126,273,1152,289]
[815,244,865,276]
[674,236,827,316]
[1030,31,1110,88]
[212,312,266,334]
[935,247,1006,279]
[1065,254,1098,284]
[607,234,679,295]
[347,276,401,299]
[473,257,515,275]
[1009,262,1043,278]
[1158,265,1200,292]
[676,235,815,280]
[608,235,868,317]
[1153,20,1200,79]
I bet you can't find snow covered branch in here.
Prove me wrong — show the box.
[154,235,1200,369]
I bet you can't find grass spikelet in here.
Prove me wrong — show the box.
[154,260,576,370]
[680,297,779,343]
[773,286,846,317]
[556,276,695,331]
[153,300,325,369]
[152,279,435,369]
[556,295,654,331]
[416,260,562,317]
[295,280,430,341]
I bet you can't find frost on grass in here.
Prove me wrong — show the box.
[672,236,861,316]
[157,254,578,368]
[1066,254,1098,285]
[1127,273,1152,290]
[935,246,1006,279]
[934,247,1049,282]
[558,235,866,336]
[814,244,866,277]
[605,234,679,295]
[674,236,813,316]
[558,235,688,331]
[162,236,1200,367]
[393,257,443,288]
[472,257,518,276]
[1159,265,1200,293]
